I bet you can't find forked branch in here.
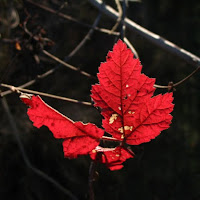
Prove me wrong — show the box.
[26,0,119,36]
[88,0,200,68]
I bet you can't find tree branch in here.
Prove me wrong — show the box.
[26,0,119,36]
[42,50,96,79]
[154,66,200,89]
[88,161,96,200]
[110,0,122,34]
[88,0,200,68]
[1,84,92,106]
[124,37,139,59]
[63,12,102,62]
[120,0,127,40]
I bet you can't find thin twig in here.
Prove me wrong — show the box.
[88,161,96,200]
[42,50,96,79]
[64,12,102,61]
[173,66,200,87]
[88,0,200,68]
[1,19,98,98]
[101,136,120,142]
[154,66,200,89]
[0,69,56,97]
[1,97,78,200]
[24,13,98,77]
[26,0,119,36]
[1,38,20,43]
[110,0,122,34]
[1,52,199,99]
[0,84,92,106]
[0,52,97,97]
[120,0,127,40]
[124,37,139,59]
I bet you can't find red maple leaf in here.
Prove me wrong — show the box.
[90,146,134,171]
[91,40,174,145]
[20,94,104,158]
[20,40,174,170]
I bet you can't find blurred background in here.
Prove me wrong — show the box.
[0,0,200,199]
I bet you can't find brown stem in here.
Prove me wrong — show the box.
[110,0,122,34]
[65,13,102,61]
[124,37,140,59]
[26,0,119,36]
[0,84,92,106]
[1,14,99,97]
[154,66,200,89]
[173,66,200,87]
[101,135,120,142]
[88,161,96,200]
[42,50,96,79]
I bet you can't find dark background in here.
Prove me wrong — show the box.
[0,0,200,199]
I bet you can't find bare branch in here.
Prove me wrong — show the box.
[88,0,200,68]
[101,136,120,142]
[110,0,122,34]
[88,161,96,200]
[1,12,102,100]
[26,0,119,36]
[0,14,98,97]
[120,0,127,40]
[1,84,92,107]
[1,97,78,200]
[173,66,200,87]
[0,68,56,97]
[124,37,139,59]
[64,13,102,61]
[154,66,200,89]
[42,50,96,79]
[0,54,96,97]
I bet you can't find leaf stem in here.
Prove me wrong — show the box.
[101,135,120,142]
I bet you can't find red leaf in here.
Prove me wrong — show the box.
[91,40,174,144]
[20,94,104,158]
[20,40,174,170]
[90,146,134,170]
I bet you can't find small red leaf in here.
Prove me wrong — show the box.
[90,146,134,171]
[91,40,174,144]
[20,95,104,158]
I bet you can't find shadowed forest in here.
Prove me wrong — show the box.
[0,0,200,200]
